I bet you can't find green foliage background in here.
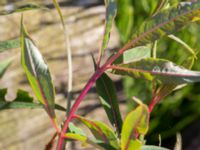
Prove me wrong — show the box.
[116,0,200,146]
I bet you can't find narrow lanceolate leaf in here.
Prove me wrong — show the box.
[112,58,200,84]
[0,39,20,52]
[0,3,47,15]
[100,0,117,54]
[123,46,151,64]
[141,146,169,150]
[122,1,200,51]
[121,103,149,150]
[0,58,12,78]
[20,18,56,118]
[75,116,119,150]
[152,49,197,104]
[0,89,66,111]
[114,46,151,65]
[96,73,122,134]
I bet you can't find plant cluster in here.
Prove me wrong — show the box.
[1,0,200,150]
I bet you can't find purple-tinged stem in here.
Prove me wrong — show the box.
[56,69,104,150]
[56,33,138,150]
[148,96,161,113]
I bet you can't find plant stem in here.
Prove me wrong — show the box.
[45,106,60,133]
[56,70,104,150]
[45,132,58,150]
[148,96,160,113]
[56,31,139,150]
[56,53,123,149]
[65,26,73,117]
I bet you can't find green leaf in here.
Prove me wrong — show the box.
[0,58,12,78]
[64,133,110,150]
[0,39,20,52]
[113,46,150,65]
[0,3,47,15]
[152,0,169,16]
[112,58,200,84]
[100,0,117,54]
[20,17,56,118]
[75,116,119,150]
[141,145,169,150]
[0,89,66,111]
[68,123,86,136]
[151,45,197,105]
[123,46,151,64]
[96,73,122,134]
[121,102,149,150]
[116,0,134,43]
[168,35,197,58]
[122,1,200,51]
[64,133,87,143]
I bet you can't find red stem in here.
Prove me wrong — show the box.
[56,38,135,150]
[148,96,160,113]
[56,69,104,150]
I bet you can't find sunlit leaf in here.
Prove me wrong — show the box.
[141,145,169,150]
[151,41,197,108]
[0,3,47,15]
[112,58,200,84]
[65,133,87,142]
[75,115,119,150]
[0,58,12,78]
[0,39,20,52]
[100,0,117,54]
[0,89,65,111]
[151,51,197,110]
[68,123,86,136]
[121,102,149,150]
[20,17,56,118]
[123,46,151,63]
[122,1,200,51]
[64,133,112,150]
[96,73,122,134]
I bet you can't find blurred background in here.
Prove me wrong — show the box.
[0,0,200,149]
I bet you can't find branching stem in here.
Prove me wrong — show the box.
[56,40,131,150]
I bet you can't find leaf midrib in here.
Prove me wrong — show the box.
[124,107,145,150]
[123,5,199,51]
[113,65,200,77]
